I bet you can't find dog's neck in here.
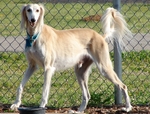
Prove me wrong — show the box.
[26,25,38,36]
[25,23,41,48]
[25,32,40,48]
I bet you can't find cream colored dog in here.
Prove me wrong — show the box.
[11,4,132,113]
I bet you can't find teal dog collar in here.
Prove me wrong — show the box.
[25,32,40,48]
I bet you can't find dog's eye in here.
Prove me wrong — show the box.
[36,9,39,12]
[27,9,31,12]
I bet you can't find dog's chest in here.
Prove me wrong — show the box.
[25,46,45,67]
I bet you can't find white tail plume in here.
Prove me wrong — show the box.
[101,7,132,48]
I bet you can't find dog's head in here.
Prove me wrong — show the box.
[21,4,45,29]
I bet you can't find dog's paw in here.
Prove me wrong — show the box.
[121,106,132,112]
[10,103,20,111]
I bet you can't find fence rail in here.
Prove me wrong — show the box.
[0,0,150,109]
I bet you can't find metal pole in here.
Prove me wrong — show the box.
[113,0,122,105]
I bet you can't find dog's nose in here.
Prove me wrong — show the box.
[31,18,36,22]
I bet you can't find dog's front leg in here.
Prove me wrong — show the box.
[40,66,55,107]
[11,64,37,110]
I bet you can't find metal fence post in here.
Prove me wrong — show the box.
[113,0,122,105]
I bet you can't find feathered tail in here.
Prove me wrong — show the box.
[101,7,132,48]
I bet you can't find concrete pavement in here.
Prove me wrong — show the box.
[0,33,149,52]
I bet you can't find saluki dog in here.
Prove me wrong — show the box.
[11,4,132,113]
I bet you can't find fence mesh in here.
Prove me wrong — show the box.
[0,0,150,109]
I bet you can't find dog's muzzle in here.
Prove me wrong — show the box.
[29,18,36,27]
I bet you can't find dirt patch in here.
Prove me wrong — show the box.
[82,14,101,21]
[1,104,150,113]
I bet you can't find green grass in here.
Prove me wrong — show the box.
[0,1,150,36]
[0,50,150,108]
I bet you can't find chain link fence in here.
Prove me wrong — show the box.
[0,0,150,109]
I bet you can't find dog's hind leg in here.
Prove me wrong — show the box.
[11,62,37,110]
[74,56,93,113]
[97,63,132,112]
[93,44,132,112]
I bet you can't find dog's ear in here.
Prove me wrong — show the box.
[21,4,27,30]
[38,4,45,26]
